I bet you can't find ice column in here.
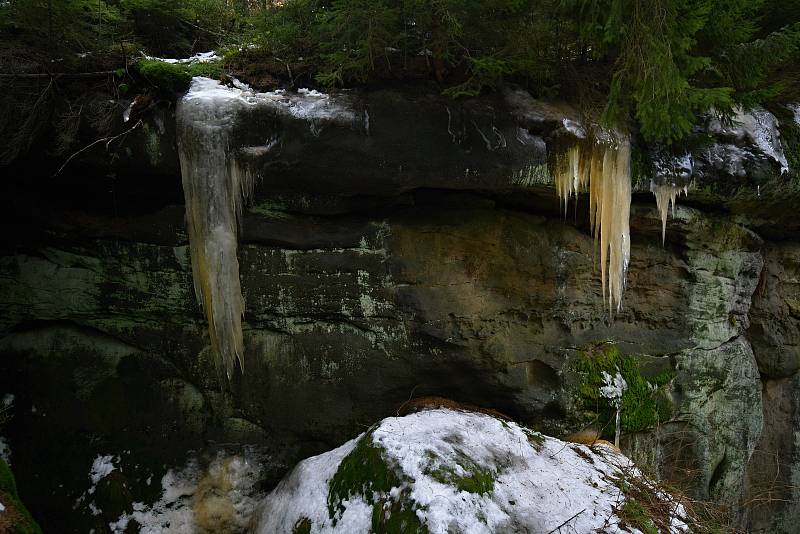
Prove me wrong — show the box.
[177,78,255,380]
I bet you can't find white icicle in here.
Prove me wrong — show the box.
[650,182,687,245]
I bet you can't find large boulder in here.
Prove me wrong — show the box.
[254,408,692,534]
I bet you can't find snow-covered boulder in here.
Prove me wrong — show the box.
[252,408,691,534]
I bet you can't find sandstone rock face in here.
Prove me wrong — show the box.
[0,84,798,532]
[741,375,800,532]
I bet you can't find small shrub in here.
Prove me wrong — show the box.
[619,498,659,534]
[574,342,673,439]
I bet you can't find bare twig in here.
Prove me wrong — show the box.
[547,508,586,533]
[395,384,422,416]
[274,57,294,86]
[53,119,143,177]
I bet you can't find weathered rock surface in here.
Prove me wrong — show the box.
[0,83,798,532]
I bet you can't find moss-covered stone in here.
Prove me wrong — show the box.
[327,432,427,533]
[137,59,222,94]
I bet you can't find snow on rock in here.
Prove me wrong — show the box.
[707,107,789,174]
[143,51,221,64]
[791,103,800,126]
[0,437,9,465]
[90,454,118,486]
[184,77,362,130]
[651,151,693,183]
[110,451,266,534]
[253,408,690,534]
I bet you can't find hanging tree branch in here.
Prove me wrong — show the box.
[53,119,143,177]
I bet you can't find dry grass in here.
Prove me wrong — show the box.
[396,396,512,421]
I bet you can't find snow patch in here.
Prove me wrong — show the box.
[143,51,220,64]
[652,151,693,181]
[600,371,628,405]
[184,77,360,127]
[109,512,131,534]
[112,452,266,533]
[252,437,360,533]
[90,454,118,486]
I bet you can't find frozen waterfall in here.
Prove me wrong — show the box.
[177,78,256,380]
[177,77,362,379]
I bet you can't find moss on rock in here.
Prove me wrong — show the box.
[137,59,222,94]
[424,450,498,495]
[0,460,43,534]
[327,432,427,533]
[574,343,673,438]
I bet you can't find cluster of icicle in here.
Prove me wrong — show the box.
[177,78,256,380]
[651,182,687,244]
[553,136,631,314]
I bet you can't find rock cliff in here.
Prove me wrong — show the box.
[0,81,798,532]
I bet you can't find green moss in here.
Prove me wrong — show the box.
[136,59,223,93]
[0,460,43,534]
[522,428,545,450]
[327,433,427,533]
[0,459,16,496]
[574,343,673,439]
[424,449,498,495]
[619,499,659,534]
[371,497,427,534]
